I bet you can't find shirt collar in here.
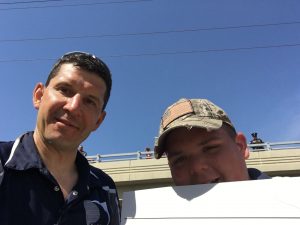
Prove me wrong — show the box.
[5,132,44,170]
[75,151,91,187]
[5,131,102,189]
[75,153,103,190]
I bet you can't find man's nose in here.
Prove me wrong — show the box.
[188,156,209,178]
[64,94,82,112]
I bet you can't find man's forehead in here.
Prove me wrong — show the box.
[50,65,105,86]
[167,126,222,138]
[165,127,226,149]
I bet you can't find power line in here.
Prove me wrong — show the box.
[0,0,152,10]
[1,21,300,43]
[0,0,65,5]
[0,42,299,63]
[108,43,300,58]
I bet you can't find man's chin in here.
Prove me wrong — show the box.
[45,134,79,146]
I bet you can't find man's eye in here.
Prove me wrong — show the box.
[85,98,97,107]
[203,145,219,154]
[58,86,72,96]
[170,156,186,168]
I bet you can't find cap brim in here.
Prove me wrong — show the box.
[155,117,223,159]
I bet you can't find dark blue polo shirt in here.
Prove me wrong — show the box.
[248,168,270,180]
[0,132,120,225]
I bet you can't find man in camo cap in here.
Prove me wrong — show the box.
[154,98,269,186]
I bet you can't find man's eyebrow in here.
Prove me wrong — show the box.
[167,138,220,157]
[197,136,221,147]
[54,81,72,87]
[167,149,184,158]
[54,82,101,104]
[87,94,100,102]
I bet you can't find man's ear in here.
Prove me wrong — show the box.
[235,132,250,159]
[92,111,106,131]
[32,83,44,109]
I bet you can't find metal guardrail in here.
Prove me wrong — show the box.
[249,141,300,151]
[86,141,300,163]
[86,151,154,163]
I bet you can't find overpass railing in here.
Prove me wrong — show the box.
[86,141,300,163]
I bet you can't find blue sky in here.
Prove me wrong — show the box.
[0,0,299,156]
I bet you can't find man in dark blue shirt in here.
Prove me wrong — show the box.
[0,52,120,225]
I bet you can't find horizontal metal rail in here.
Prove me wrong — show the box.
[86,141,300,163]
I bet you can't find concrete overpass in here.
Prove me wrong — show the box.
[90,144,300,199]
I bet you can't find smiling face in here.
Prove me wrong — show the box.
[164,126,250,186]
[33,63,106,150]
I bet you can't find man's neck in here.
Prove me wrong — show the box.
[33,131,79,199]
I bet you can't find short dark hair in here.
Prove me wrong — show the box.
[46,51,112,111]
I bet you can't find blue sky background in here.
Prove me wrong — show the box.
[0,0,299,156]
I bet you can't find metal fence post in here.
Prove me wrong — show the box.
[137,151,142,160]
[96,154,101,162]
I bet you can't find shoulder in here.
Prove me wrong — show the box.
[87,164,121,225]
[0,141,14,150]
[89,165,117,188]
[0,141,13,184]
[248,168,270,180]
[0,141,14,163]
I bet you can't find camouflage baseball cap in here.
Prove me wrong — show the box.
[154,98,235,159]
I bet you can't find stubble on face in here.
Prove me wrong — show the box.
[33,64,107,151]
[165,127,249,186]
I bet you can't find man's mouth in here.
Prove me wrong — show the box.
[56,118,79,129]
[210,177,220,183]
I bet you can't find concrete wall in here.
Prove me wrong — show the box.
[92,149,300,199]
